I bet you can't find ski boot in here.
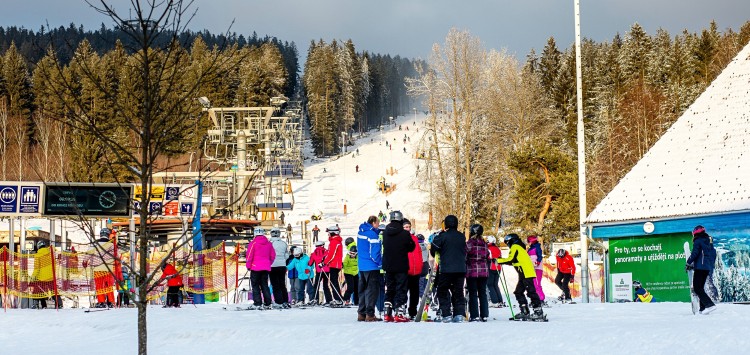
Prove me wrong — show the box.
[452,315,465,323]
[383,302,394,322]
[530,306,548,322]
[394,306,410,322]
[511,304,530,321]
[469,317,480,322]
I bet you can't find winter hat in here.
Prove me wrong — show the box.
[692,225,706,236]
[402,218,412,226]
[527,235,538,244]
[444,215,459,229]
[348,245,358,257]
[344,237,355,245]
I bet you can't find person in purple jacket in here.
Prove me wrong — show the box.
[466,224,490,322]
[246,227,276,309]
[527,235,545,304]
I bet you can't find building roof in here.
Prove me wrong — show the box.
[586,43,750,224]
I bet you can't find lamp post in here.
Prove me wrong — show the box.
[574,0,589,303]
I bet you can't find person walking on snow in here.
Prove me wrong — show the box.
[269,228,290,308]
[323,225,345,305]
[246,227,276,309]
[527,235,545,304]
[381,211,416,322]
[357,216,383,322]
[160,262,184,308]
[308,240,332,305]
[466,224,490,322]
[498,234,545,321]
[486,236,506,307]
[686,225,717,314]
[555,249,575,302]
[342,237,359,305]
[430,215,467,323]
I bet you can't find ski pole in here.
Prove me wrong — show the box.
[323,270,345,303]
[235,270,249,304]
[499,266,515,319]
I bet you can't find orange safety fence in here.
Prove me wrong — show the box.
[0,241,240,305]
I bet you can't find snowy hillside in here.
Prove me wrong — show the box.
[285,114,430,240]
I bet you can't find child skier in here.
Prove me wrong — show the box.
[486,236,506,307]
[632,280,656,303]
[526,235,545,305]
[308,240,332,305]
[497,234,546,321]
[342,237,359,305]
[555,249,575,303]
[287,247,315,305]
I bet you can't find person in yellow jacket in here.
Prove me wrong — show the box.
[497,234,546,321]
[31,240,56,308]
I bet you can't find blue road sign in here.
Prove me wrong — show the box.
[180,202,194,216]
[19,186,40,214]
[149,201,162,215]
[166,186,180,201]
[133,200,141,215]
[0,185,18,213]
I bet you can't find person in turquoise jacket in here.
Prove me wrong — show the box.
[287,247,315,305]
[342,237,359,305]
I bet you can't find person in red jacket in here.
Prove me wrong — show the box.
[308,240,332,305]
[555,249,576,302]
[403,219,423,319]
[322,225,345,305]
[486,236,506,307]
[160,262,184,308]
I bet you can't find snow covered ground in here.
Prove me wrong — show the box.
[2,302,748,354]
[3,114,743,354]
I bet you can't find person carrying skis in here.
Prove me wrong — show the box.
[486,236,506,307]
[555,249,575,302]
[308,240,332,305]
[430,215,467,323]
[632,280,656,303]
[287,247,315,305]
[247,227,276,309]
[527,235,546,305]
[403,218,424,320]
[466,224,490,322]
[381,211,417,322]
[357,216,383,322]
[269,228,290,308]
[322,225,345,306]
[342,237,359,305]
[686,225,717,314]
[498,234,545,321]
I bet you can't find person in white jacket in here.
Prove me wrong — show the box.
[269,228,291,308]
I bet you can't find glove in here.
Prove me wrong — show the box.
[318,262,325,268]
[685,263,694,272]
[569,276,575,284]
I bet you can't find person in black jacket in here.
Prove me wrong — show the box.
[686,225,718,314]
[430,215,467,323]
[381,210,416,322]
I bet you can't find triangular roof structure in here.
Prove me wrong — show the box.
[586,43,750,224]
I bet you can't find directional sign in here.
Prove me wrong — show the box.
[180,202,194,216]
[133,200,141,215]
[19,186,41,214]
[165,186,180,201]
[163,201,178,216]
[0,185,18,213]
[149,201,162,215]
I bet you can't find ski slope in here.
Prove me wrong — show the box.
[2,302,747,354]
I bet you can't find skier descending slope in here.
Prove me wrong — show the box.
[686,225,718,315]
[498,234,547,321]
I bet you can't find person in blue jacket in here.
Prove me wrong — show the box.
[286,247,315,305]
[632,280,655,303]
[356,215,383,322]
[686,225,717,314]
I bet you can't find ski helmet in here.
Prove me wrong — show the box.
[344,237,354,245]
[557,249,567,258]
[315,240,325,247]
[253,226,266,236]
[348,245,358,257]
[469,224,484,238]
[633,280,642,289]
[503,234,521,246]
[417,234,425,242]
[270,228,281,238]
[443,215,459,229]
[389,210,404,222]
[36,239,48,249]
[527,235,538,244]
[485,235,496,244]
[292,247,302,256]
[326,225,340,234]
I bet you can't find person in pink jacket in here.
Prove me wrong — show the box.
[246,228,276,309]
[527,235,545,304]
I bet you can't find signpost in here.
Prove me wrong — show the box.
[44,184,132,217]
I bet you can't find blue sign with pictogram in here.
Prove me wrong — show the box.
[133,200,141,215]
[0,185,18,213]
[19,186,41,214]
[180,202,194,216]
[166,186,180,201]
[149,202,162,215]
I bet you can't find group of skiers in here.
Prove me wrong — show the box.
[241,212,582,322]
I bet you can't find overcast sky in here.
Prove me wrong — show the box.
[2,1,749,60]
